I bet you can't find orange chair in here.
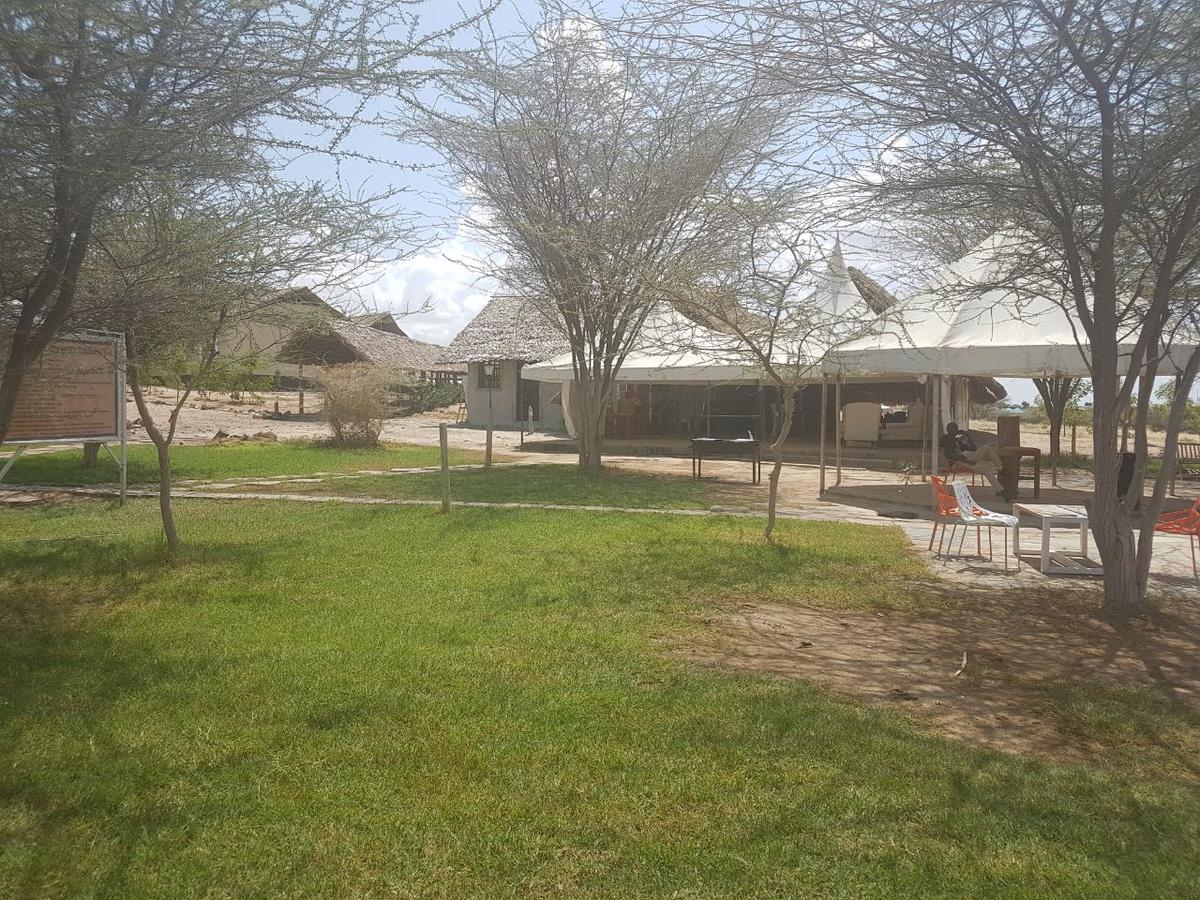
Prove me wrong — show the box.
[929,475,965,557]
[1155,497,1200,578]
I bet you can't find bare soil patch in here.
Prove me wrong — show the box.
[680,587,1200,764]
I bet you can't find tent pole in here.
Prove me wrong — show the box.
[920,376,931,482]
[834,374,843,486]
[930,375,940,483]
[819,374,829,495]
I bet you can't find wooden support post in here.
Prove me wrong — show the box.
[439,423,451,513]
[819,375,828,495]
[298,360,305,415]
[920,376,931,482]
[485,427,493,470]
[834,374,843,487]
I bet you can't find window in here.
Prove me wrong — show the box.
[477,362,501,389]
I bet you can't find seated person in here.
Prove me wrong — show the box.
[941,421,1008,499]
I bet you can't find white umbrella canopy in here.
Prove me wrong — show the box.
[827,232,1196,378]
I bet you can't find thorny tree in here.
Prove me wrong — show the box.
[0,0,484,445]
[1033,376,1088,483]
[415,11,800,470]
[665,234,875,539]
[682,0,1200,614]
[84,179,398,553]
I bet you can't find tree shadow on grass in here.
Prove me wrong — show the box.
[0,530,308,632]
[0,624,238,897]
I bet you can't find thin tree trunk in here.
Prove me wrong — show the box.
[764,385,795,541]
[128,366,180,554]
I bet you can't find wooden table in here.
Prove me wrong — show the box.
[1013,503,1102,575]
[690,437,762,483]
[999,446,1041,499]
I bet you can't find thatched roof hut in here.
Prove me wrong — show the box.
[440,295,569,365]
[284,319,462,376]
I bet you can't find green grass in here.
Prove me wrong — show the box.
[224,463,739,509]
[1,500,1198,896]
[0,440,483,486]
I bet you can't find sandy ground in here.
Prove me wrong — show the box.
[678,590,1200,762]
[121,387,527,452]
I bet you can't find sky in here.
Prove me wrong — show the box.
[279,0,1052,404]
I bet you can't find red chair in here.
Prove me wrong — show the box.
[929,475,966,556]
[1155,497,1200,578]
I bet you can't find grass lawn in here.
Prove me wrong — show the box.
[0,441,483,486]
[2,500,1198,896]
[223,463,741,509]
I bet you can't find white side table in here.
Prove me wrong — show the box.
[1013,503,1104,575]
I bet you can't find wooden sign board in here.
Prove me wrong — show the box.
[4,334,125,444]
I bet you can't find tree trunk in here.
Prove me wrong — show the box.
[1090,379,1145,616]
[0,331,33,447]
[82,442,101,469]
[1033,377,1075,487]
[764,385,795,541]
[152,438,179,554]
[127,350,181,555]
[574,378,608,472]
[0,214,95,446]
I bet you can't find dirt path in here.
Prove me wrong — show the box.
[679,589,1200,763]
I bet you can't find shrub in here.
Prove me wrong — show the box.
[417,381,464,412]
[318,364,390,446]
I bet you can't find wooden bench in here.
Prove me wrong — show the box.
[1172,442,1200,495]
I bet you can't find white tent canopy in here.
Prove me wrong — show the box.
[827,232,1196,378]
[828,234,1093,377]
[522,240,877,385]
[520,302,760,384]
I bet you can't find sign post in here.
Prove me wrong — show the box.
[0,332,127,503]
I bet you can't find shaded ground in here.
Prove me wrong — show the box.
[680,587,1200,769]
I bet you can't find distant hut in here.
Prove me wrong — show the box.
[439,296,570,430]
[283,318,463,387]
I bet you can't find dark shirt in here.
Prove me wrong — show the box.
[940,430,975,463]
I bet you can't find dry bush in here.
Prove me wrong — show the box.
[318,364,390,446]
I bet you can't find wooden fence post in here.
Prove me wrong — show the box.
[440,423,451,513]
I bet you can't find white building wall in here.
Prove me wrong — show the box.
[465,360,521,428]
[464,361,568,432]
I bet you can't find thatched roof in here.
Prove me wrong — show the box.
[284,320,462,373]
[847,267,900,316]
[440,295,570,364]
[347,312,407,336]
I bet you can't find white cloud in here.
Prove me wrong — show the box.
[362,223,498,346]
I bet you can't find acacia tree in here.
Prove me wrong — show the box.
[86,179,398,553]
[665,234,873,538]
[0,0,482,444]
[415,13,798,470]
[1033,376,1088,482]
[687,0,1200,615]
